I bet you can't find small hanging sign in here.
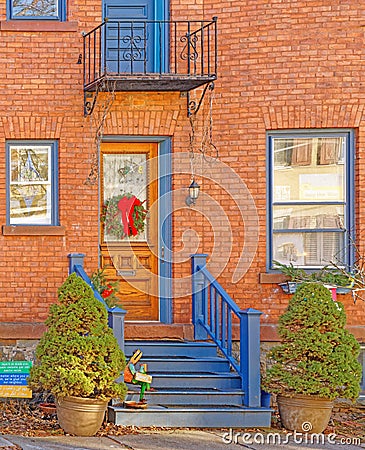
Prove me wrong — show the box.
[0,361,32,398]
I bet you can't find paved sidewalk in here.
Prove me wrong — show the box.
[1,429,364,450]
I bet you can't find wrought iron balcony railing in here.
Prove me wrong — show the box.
[83,18,217,93]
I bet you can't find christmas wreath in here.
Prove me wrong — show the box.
[101,193,147,240]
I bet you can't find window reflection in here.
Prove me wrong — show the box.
[271,135,347,268]
[11,0,58,17]
[9,146,52,224]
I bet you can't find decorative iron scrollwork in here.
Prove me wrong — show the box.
[121,35,143,61]
[84,92,98,116]
[180,33,199,61]
[187,82,214,117]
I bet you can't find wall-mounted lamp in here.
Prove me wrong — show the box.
[77,54,82,64]
[185,179,200,206]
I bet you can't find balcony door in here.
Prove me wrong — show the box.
[103,0,168,74]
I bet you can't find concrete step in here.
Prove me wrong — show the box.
[125,388,244,405]
[133,356,230,373]
[147,372,241,389]
[108,404,272,428]
[125,340,218,358]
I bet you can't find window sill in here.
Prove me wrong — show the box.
[2,225,66,236]
[0,21,78,32]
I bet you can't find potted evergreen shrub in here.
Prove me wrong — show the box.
[262,282,361,433]
[28,273,127,436]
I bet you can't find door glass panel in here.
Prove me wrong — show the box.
[103,153,147,242]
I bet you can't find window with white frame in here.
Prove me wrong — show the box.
[267,130,354,269]
[8,0,66,20]
[7,141,58,226]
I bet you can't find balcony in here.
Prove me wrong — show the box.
[83,18,217,95]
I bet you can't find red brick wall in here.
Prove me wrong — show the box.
[0,14,98,327]
[234,1,364,330]
[0,1,364,341]
[170,0,365,337]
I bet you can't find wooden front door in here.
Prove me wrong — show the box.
[100,142,159,321]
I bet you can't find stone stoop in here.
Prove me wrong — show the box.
[108,340,272,428]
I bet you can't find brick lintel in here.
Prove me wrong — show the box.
[0,21,78,32]
[2,225,66,236]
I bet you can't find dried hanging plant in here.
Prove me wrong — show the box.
[84,80,117,185]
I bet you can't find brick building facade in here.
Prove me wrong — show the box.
[0,0,364,365]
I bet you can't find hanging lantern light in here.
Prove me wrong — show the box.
[185,179,200,206]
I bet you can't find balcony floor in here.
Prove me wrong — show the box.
[84,73,217,92]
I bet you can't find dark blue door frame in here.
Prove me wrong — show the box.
[158,138,172,323]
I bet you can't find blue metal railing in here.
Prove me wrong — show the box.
[68,253,126,352]
[191,254,262,408]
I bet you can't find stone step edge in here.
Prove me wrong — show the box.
[110,405,269,412]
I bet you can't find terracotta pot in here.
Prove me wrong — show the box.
[277,394,334,433]
[39,402,57,415]
[55,396,109,436]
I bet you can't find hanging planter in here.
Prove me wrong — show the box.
[279,281,352,296]
[101,193,147,240]
[336,286,352,294]
[275,261,355,296]
[278,281,300,294]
